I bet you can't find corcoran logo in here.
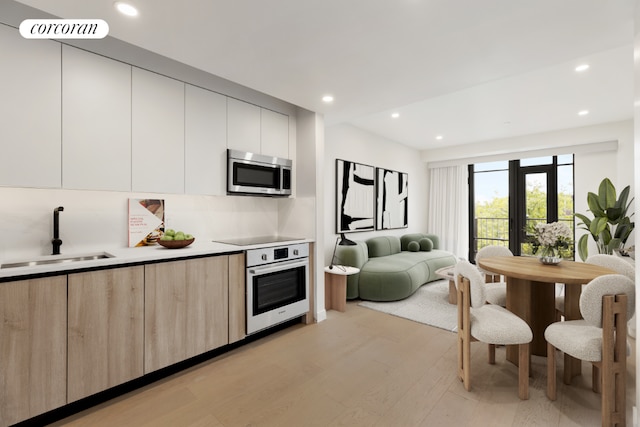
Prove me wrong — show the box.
[19,19,109,39]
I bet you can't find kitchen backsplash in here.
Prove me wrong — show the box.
[0,187,300,260]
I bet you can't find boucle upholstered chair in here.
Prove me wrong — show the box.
[555,255,635,336]
[475,245,513,306]
[454,260,533,400]
[545,274,635,427]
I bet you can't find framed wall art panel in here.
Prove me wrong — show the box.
[376,168,408,230]
[336,159,375,233]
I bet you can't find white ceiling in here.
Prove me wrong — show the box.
[15,0,636,150]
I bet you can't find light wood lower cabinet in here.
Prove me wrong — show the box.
[144,256,229,372]
[228,253,246,343]
[1,254,242,425]
[67,267,144,402]
[0,276,67,427]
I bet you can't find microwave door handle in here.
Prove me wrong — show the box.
[249,258,308,275]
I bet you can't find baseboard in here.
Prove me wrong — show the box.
[316,308,327,322]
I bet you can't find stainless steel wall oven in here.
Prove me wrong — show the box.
[246,242,309,334]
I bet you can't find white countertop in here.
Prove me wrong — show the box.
[0,238,314,280]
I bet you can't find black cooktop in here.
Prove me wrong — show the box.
[213,236,304,246]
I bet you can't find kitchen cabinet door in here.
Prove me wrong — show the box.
[227,98,261,154]
[185,84,227,195]
[0,25,61,188]
[0,276,67,427]
[132,67,185,193]
[67,266,144,402]
[144,256,229,373]
[261,108,289,159]
[228,253,246,343]
[62,46,132,191]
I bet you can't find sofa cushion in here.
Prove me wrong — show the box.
[400,233,441,250]
[407,241,420,252]
[419,237,433,251]
[367,236,401,257]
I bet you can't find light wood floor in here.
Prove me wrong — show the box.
[52,301,636,427]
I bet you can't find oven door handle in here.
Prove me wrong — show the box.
[248,258,308,275]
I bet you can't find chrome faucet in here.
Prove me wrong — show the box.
[52,206,64,255]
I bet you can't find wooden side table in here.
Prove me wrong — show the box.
[324,265,360,312]
[435,266,457,304]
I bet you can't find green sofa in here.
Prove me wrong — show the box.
[335,233,457,302]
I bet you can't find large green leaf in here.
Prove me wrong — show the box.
[599,226,612,246]
[577,234,589,262]
[614,221,633,242]
[574,213,591,228]
[615,185,630,211]
[608,237,623,252]
[589,216,608,237]
[587,192,605,217]
[606,206,623,223]
[598,178,616,209]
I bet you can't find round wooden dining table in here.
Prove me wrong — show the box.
[477,255,615,380]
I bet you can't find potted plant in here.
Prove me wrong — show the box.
[574,178,635,261]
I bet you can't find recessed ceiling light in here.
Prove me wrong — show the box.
[114,2,139,17]
[575,64,590,72]
[435,135,443,140]
[322,95,334,103]
[578,110,589,116]
[391,112,400,118]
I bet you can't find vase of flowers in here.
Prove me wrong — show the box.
[529,221,573,265]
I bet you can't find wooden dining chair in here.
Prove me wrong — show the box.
[454,260,533,400]
[555,254,635,325]
[475,245,513,306]
[545,274,635,427]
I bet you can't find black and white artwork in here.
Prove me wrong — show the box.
[376,168,408,230]
[336,159,375,233]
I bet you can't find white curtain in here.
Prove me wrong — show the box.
[427,165,469,259]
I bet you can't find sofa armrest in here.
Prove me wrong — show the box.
[334,240,368,299]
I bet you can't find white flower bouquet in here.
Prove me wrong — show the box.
[529,221,573,259]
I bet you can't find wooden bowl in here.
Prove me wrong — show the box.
[157,238,195,249]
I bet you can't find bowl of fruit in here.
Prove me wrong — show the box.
[157,229,195,249]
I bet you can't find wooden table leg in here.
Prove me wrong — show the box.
[505,278,555,364]
[324,272,347,312]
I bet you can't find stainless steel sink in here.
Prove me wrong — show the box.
[0,252,115,269]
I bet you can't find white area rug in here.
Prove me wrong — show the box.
[358,279,458,332]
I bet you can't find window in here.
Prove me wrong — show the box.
[469,155,574,262]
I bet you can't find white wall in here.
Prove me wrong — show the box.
[573,121,635,255]
[280,108,326,322]
[633,0,640,410]
[324,124,429,265]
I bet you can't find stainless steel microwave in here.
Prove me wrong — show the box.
[227,149,292,196]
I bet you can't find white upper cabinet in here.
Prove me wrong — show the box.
[132,68,185,193]
[261,108,289,159]
[185,85,227,195]
[0,25,61,188]
[62,46,132,191]
[227,98,261,154]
